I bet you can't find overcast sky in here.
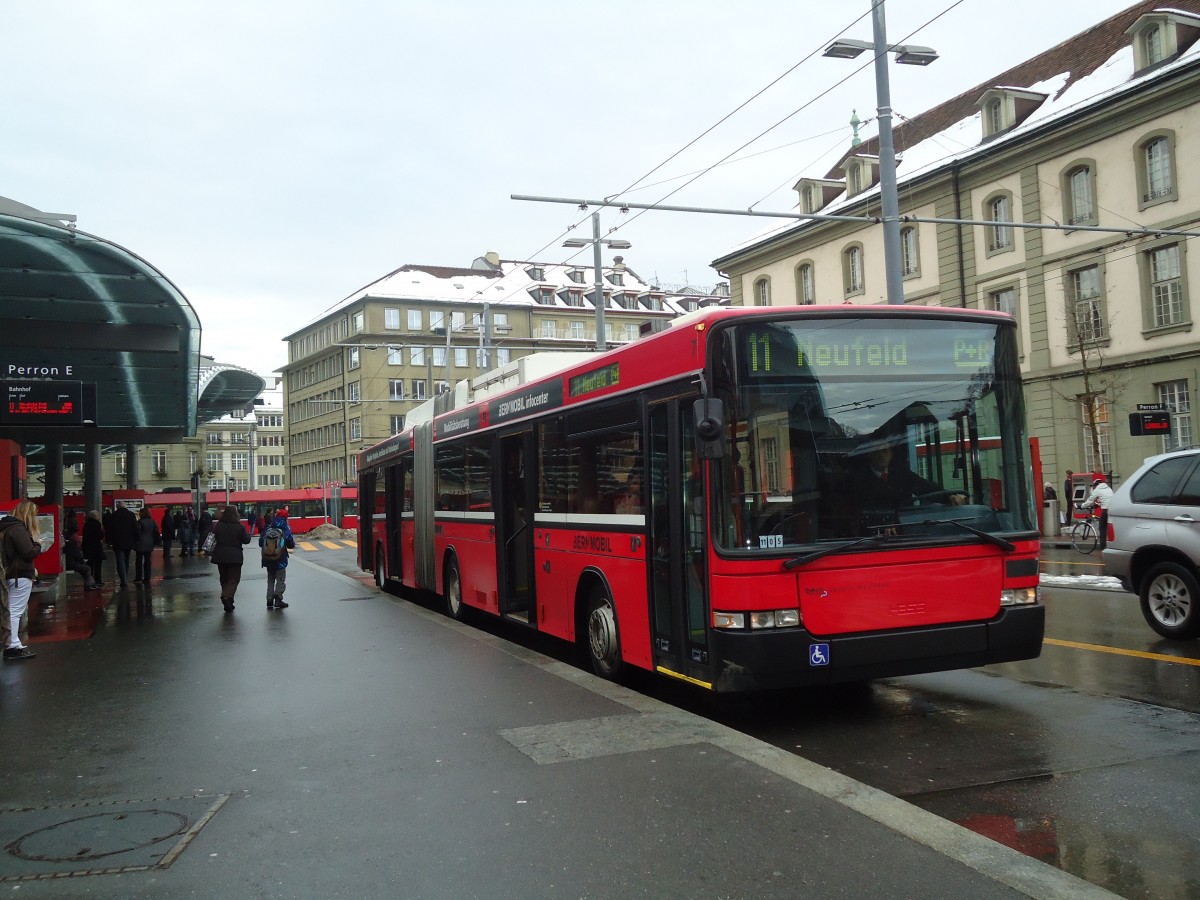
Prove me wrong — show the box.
[5,0,1138,378]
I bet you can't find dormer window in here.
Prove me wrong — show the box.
[976,88,1048,139]
[840,157,878,199]
[793,178,844,214]
[529,287,555,306]
[526,266,545,281]
[1127,11,1200,72]
[607,272,624,286]
[567,269,586,284]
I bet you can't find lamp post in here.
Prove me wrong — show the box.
[823,0,937,305]
[564,212,631,350]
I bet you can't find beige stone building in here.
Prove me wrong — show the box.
[281,252,728,487]
[712,0,1200,488]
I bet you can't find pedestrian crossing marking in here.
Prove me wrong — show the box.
[294,539,359,552]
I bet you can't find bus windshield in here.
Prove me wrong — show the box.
[710,316,1034,553]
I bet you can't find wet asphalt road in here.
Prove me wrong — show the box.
[304,542,1200,900]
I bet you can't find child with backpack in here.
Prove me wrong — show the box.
[259,508,296,609]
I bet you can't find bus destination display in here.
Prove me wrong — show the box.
[568,363,620,398]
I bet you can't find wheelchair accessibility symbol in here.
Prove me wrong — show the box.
[809,643,830,667]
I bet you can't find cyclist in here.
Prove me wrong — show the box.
[1080,476,1114,549]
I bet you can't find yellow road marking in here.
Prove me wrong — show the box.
[1044,637,1200,667]
[318,540,341,549]
[296,541,318,551]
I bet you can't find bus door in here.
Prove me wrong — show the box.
[647,398,710,684]
[387,457,411,587]
[494,429,536,624]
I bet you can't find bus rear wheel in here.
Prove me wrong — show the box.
[585,589,623,680]
[444,557,467,621]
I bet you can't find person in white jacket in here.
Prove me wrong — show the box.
[1081,477,1114,549]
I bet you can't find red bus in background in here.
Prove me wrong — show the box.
[357,305,1044,693]
[65,487,355,535]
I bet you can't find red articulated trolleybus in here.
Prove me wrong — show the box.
[357,305,1043,692]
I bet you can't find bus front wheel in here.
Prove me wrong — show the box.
[374,544,385,588]
[585,589,624,680]
[444,557,467,621]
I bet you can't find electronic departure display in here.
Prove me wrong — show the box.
[0,380,86,425]
[569,363,620,398]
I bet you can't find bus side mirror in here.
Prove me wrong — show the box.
[694,399,726,460]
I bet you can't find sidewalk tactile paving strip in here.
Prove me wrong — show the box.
[0,794,228,882]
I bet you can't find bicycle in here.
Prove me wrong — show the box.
[1070,505,1101,554]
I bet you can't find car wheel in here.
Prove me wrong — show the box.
[444,557,467,621]
[1140,562,1200,640]
[585,587,624,680]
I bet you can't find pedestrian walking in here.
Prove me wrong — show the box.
[246,509,258,537]
[82,509,106,587]
[134,507,159,584]
[1063,470,1075,507]
[1,498,43,661]
[211,505,252,613]
[108,501,138,587]
[178,509,195,557]
[260,507,296,609]
[160,508,175,559]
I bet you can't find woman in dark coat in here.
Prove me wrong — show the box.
[81,509,106,587]
[210,505,251,613]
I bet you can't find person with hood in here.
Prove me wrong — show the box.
[134,507,160,585]
[211,505,252,613]
[107,501,139,587]
[1,499,43,661]
[259,508,296,609]
[197,508,213,556]
[160,508,175,560]
[81,509,106,588]
[1081,476,1115,549]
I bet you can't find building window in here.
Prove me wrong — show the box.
[1138,132,1176,208]
[989,286,1017,318]
[475,348,490,368]
[390,415,406,434]
[496,349,510,365]
[567,269,585,284]
[535,288,555,306]
[848,164,862,196]
[348,347,360,370]
[231,453,249,472]
[1143,24,1164,65]
[410,347,425,366]
[408,309,422,330]
[527,266,545,281]
[349,418,361,442]
[569,321,586,341]
[430,310,446,332]
[454,348,468,368]
[451,311,466,332]
[351,311,364,333]
[348,381,361,402]
[1080,394,1112,476]
[1149,244,1186,328]
[796,263,815,305]
[1158,380,1192,452]
[1063,163,1097,226]
[207,433,222,445]
[1068,264,1107,344]
[72,462,84,476]
[754,278,770,307]
[541,320,557,340]
[842,245,864,297]
[900,227,920,277]
[206,452,222,472]
[985,193,1014,253]
[985,98,1004,136]
[151,450,167,476]
[384,308,400,330]
[493,312,509,330]
[114,452,126,476]
[433,347,447,367]
[388,347,403,365]
[411,380,426,400]
[389,379,405,400]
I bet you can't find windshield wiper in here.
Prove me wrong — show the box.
[926,517,1016,552]
[782,534,886,570]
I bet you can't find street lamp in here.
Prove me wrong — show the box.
[563,212,632,350]
[823,1,938,305]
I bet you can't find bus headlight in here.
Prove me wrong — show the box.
[1000,587,1038,607]
[713,609,801,630]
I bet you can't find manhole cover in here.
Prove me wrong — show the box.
[0,795,227,881]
